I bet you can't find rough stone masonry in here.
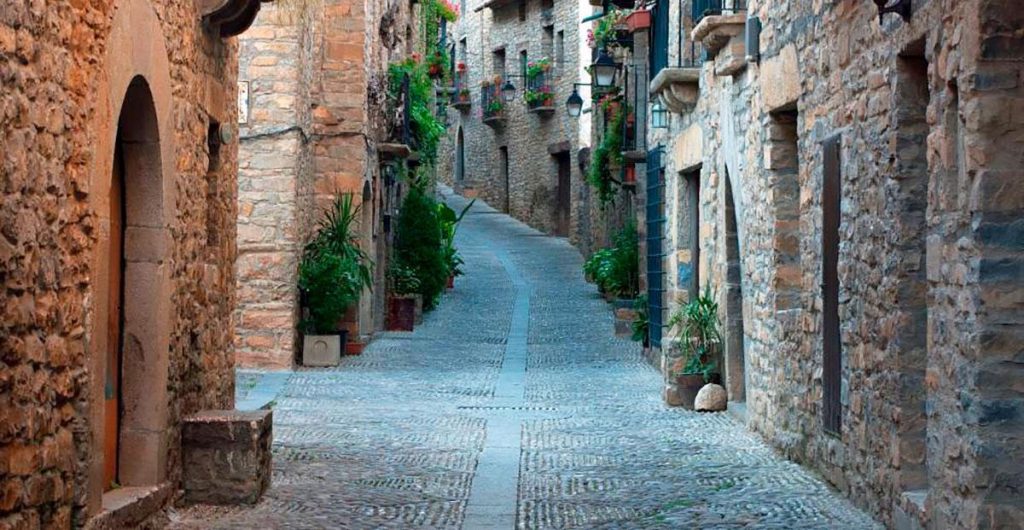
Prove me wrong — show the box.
[1,0,255,527]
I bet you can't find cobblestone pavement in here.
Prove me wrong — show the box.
[170,190,880,529]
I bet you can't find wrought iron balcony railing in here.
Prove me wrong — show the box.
[482,81,505,124]
[691,0,747,25]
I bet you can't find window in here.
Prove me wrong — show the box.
[822,134,842,435]
[518,1,526,21]
[459,38,467,63]
[650,0,669,76]
[683,169,701,299]
[493,48,506,77]
[556,31,565,73]
[542,26,554,62]
[520,50,528,79]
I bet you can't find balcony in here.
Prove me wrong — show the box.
[381,73,415,159]
[691,0,747,75]
[648,41,705,114]
[481,81,506,127]
[525,67,555,116]
[451,69,471,111]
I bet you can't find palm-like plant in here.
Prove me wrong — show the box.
[668,286,721,382]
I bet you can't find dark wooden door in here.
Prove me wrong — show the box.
[555,152,570,236]
[822,135,842,434]
[104,144,125,488]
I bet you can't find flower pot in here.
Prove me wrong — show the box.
[624,165,636,184]
[447,275,455,289]
[428,65,443,78]
[613,298,638,337]
[414,294,424,325]
[302,329,347,367]
[625,9,652,32]
[387,295,416,331]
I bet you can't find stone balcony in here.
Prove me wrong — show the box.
[649,67,701,114]
[691,13,748,77]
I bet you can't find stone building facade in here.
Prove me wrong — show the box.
[439,0,626,253]
[640,0,1024,527]
[235,0,418,368]
[1,0,260,526]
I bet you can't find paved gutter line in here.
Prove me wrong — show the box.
[236,371,292,411]
[463,250,529,529]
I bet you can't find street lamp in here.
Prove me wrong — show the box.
[501,79,517,103]
[591,49,619,88]
[651,100,668,128]
[566,88,584,117]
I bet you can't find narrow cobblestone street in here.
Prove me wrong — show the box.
[171,190,880,529]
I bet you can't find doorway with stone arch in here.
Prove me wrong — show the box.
[88,0,176,511]
[723,171,747,404]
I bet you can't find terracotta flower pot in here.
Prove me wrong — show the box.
[624,165,636,184]
[625,9,652,32]
[447,275,455,289]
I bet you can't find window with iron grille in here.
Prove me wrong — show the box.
[650,0,669,76]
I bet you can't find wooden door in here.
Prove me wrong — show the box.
[104,145,125,488]
[555,153,570,236]
[822,135,842,434]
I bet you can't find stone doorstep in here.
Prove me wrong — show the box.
[84,482,173,530]
[181,410,272,506]
[691,13,746,55]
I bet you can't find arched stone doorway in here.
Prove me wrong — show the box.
[88,0,175,513]
[724,172,747,403]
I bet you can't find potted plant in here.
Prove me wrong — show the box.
[387,262,421,331]
[668,287,722,410]
[394,183,448,311]
[427,51,445,78]
[299,194,373,366]
[437,199,475,289]
[631,294,650,348]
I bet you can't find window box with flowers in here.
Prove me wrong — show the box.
[524,58,555,115]
[451,63,471,110]
[481,77,505,126]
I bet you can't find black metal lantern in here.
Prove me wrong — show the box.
[651,100,668,129]
[566,88,584,118]
[501,79,517,103]
[591,49,619,88]
[873,0,911,23]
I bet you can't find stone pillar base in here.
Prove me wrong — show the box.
[182,410,272,505]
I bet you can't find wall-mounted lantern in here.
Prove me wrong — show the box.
[651,100,668,129]
[566,89,584,117]
[591,49,620,88]
[501,79,517,103]
[873,0,911,23]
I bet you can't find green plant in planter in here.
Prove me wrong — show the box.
[485,98,504,116]
[668,286,721,382]
[298,193,373,335]
[437,199,475,277]
[631,294,650,345]
[583,222,639,298]
[395,185,447,309]
[388,261,422,295]
[388,58,446,163]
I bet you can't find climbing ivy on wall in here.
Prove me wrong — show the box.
[587,96,628,205]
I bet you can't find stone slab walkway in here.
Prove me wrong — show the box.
[169,190,880,529]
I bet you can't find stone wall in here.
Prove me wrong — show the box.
[440,0,617,252]
[647,0,1024,527]
[235,5,316,369]
[0,0,242,526]
[235,0,417,367]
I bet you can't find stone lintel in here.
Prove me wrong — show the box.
[691,14,746,55]
[547,140,571,154]
[380,142,411,158]
[650,67,701,114]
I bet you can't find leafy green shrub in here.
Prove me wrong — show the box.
[631,294,649,344]
[388,262,422,295]
[437,199,474,278]
[583,222,639,298]
[298,193,373,334]
[395,186,447,309]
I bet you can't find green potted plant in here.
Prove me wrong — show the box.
[668,287,722,410]
[437,199,475,288]
[394,183,448,311]
[630,294,650,348]
[298,194,373,366]
[387,262,421,331]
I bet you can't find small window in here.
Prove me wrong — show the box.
[518,1,526,21]
[493,48,506,77]
[459,38,467,63]
[520,50,528,79]
[556,31,565,73]
[542,26,554,62]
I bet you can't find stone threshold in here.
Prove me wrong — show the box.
[85,482,172,530]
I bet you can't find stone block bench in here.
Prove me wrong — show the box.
[181,409,272,505]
